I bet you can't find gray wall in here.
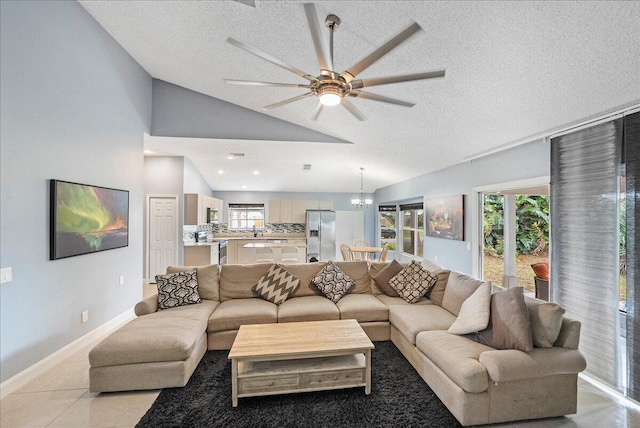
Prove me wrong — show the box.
[143,156,187,272]
[151,79,350,143]
[213,191,376,244]
[375,139,549,274]
[184,158,214,196]
[0,1,151,382]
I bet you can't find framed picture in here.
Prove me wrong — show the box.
[425,195,464,241]
[50,179,129,260]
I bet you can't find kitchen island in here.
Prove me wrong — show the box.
[240,242,306,264]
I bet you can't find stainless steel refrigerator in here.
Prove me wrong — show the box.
[306,210,336,262]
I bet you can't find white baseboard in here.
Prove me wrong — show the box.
[0,308,135,399]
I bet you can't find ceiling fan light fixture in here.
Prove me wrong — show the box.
[317,84,343,106]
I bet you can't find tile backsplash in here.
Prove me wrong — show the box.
[183,223,306,240]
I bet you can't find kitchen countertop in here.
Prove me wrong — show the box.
[213,235,306,240]
[243,243,307,248]
[184,242,218,247]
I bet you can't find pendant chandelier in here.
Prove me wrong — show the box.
[351,167,372,209]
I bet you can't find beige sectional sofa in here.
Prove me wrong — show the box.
[89,260,586,426]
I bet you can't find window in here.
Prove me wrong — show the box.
[378,205,397,251]
[400,203,423,257]
[228,203,265,230]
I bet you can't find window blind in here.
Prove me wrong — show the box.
[625,111,640,400]
[399,203,423,211]
[550,119,622,388]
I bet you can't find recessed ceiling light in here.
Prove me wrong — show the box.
[226,155,234,160]
[242,185,247,189]
[144,149,152,154]
[218,170,224,174]
[253,170,259,175]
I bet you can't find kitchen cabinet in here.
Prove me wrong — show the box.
[269,199,334,223]
[335,211,365,260]
[184,243,219,266]
[184,193,223,225]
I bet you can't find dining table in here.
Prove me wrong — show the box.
[348,246,383,261]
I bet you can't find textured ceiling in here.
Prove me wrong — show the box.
[80,1,640,193]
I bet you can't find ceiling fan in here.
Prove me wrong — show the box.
[224,3,445,121]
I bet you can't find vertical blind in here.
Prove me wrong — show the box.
[626,111,640,400]
[550,119,622,387]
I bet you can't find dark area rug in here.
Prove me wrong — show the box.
[136,341,461,428]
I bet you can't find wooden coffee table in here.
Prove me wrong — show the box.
[228,319,374,407]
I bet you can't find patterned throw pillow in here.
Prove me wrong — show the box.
[252,265,300,305]
[389,260,438,303]
[311,261,355,303]
[155,268,202,310]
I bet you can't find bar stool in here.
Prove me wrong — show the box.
[255,247,274,263]
[280,246,299,263]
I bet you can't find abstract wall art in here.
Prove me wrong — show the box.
[50,179,129,260]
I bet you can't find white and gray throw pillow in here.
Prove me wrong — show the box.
[311,261,355,303]
[155,268,202,310]
[389,259,437,303]
[252,264,300,305]
[448,281,491,335]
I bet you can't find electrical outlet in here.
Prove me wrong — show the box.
[0,267,12,284]
[81,310,89,323]
[119,275,125,286]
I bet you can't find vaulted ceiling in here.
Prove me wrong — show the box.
[79,1,640,193]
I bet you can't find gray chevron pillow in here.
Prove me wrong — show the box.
[252,265,300,305]
[155,268,202,310]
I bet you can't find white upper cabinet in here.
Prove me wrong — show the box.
[269,199,334,223]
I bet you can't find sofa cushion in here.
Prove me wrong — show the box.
[371,260,403,296]
[376,295,432,306]
[441,272,487,316]
[219,264,273,301]
[90,301,217,368]
[422,260,451,306]
[311,261,355,303]
[448,281,491,335]
[477,287,533,352]
[167,264,219,301]
[389,304,456,344]
[155,269,202,310]
[416,331,494,393]
[252,264,300,305]
[525,297,565,348]
[280,262,325,297]
[334,261,372,294]
[389,260,437,303]
[208,298,277,332]
[336,294,389,322]
[277,295,340,323]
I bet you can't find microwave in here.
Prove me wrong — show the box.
[206,207,219,224]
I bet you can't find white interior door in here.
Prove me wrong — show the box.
[148,196,178,282]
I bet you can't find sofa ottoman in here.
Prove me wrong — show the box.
[89,300,217,392]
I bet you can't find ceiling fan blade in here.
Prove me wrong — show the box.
[340,22,421,81]
[310,102,324,121]
[352,70,446,89]
[303,3,333,71]
[349,90,415,107]
[227,37,317,82]
[224,79,310,88]
[341,98,366,121]
[263,92,314,110]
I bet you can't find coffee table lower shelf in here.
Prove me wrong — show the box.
[233,353,369,406]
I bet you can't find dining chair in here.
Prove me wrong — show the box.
[351,240,370,260]
[378,244,389,262]
[339,244,353,261]
[255,247,274,263]
[280,246,299,263]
